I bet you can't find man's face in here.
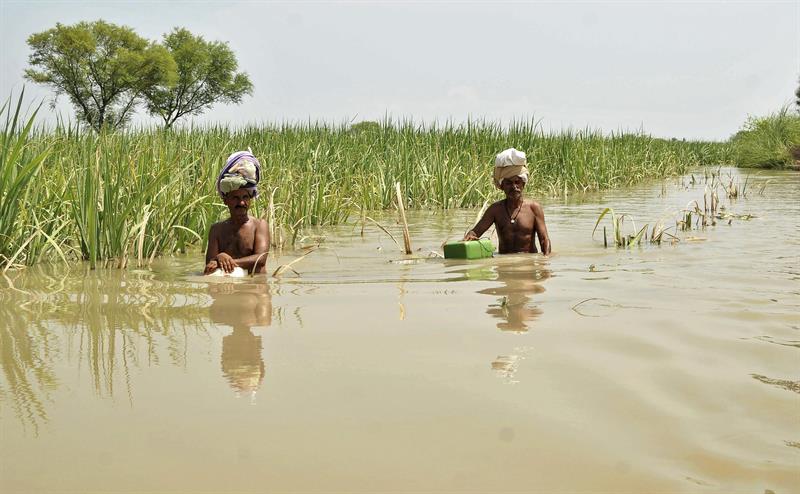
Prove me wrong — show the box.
[224,189,253,216]
[501,176,526,200]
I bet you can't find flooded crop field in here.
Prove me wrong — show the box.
[1,168,798,493]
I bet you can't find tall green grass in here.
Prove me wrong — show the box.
[0,92,51,268]
[732,107,800,168]
[2,109,732,269]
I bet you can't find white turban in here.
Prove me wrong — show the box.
[493,148,529,188]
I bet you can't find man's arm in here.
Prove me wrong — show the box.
[464,206,496,240]
[204,224,221,274]
[231,219,270,273]
[532,202,551,255]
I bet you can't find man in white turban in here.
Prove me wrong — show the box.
[464,148,551,254]
[204,150,270,275]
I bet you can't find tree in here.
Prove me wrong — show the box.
[349,121,381,134]
[796,77,799,112]
[25,20,175,132]
[144,28,253,128]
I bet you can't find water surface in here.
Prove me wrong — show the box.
[2,168,798,493]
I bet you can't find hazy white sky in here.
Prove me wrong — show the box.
[1,0,797,139]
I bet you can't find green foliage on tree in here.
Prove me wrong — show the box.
[795,77,799,111]
[143,28,253,128]
[349,121,382,134]
[24,20,176,132]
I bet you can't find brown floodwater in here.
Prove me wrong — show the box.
[1,168,798,493]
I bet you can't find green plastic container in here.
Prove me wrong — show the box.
[443,239,494,259]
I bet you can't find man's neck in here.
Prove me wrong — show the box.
[228,214,250,226]
[505,196,524,209]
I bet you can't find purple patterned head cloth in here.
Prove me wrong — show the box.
[217,150,261,199]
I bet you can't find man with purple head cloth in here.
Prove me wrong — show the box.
[204,150,270,275]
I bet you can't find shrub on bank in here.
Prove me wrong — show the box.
[732,107,800,169]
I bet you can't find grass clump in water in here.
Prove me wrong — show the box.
[593,170,762,249]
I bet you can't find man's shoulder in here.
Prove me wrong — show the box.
[249,216,268,227]
[480,200,506,219]
[525,199,543,210]
[209,220,227,232]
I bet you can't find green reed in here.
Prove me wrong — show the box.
[592,207,650,248]
[2,113,732,268]
[0,92,51,268]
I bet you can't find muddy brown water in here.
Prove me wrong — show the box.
[1,168,798,493]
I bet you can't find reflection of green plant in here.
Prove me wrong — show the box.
[0,268,215,429]
[56,273,213,398]
[0,305,57,435]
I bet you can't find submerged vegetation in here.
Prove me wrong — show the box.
[732,107,800,169]
[592,168,757,249]
[1,95,733,269]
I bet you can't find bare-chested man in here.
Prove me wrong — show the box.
[464,148,551,255]
[204,151,270,275]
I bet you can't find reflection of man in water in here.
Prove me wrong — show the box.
[478,261,551,332]
[464,148,551,254]
[208,282,272,395]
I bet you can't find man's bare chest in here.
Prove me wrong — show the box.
[218,226,256,256]
[497,210,536,236]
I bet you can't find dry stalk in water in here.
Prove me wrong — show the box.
[395,182,412,254]
[272,247,317,278]
[364,216,401,248]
